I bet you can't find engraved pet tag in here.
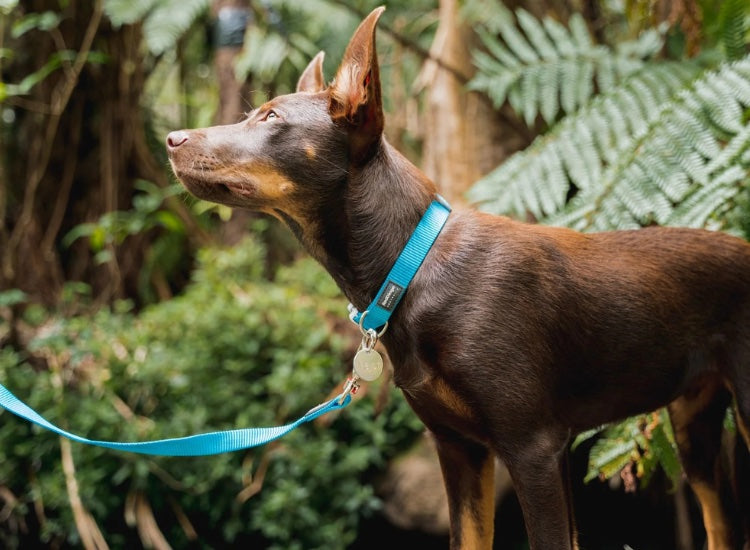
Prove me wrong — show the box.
[352,348,383,381]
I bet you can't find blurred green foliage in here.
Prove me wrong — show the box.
[0,236,423,548]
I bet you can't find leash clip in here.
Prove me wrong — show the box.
[338,376,361,404]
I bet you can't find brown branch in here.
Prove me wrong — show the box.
[134,492,172,550]
[3,95,53,114]
[236,444,278,503]
[146,461,187,492]
[125,490,172,550]
[41,98,83,258]
[50,0,103,117]
[27,467,44,533]
[0,14,6,285]
[167,495,198,541]
[0,486,18,522]
[49,26,75,79]
[60,437,110,550]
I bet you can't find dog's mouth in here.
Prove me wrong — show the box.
[168,143,295,209]
[173,168,258,207]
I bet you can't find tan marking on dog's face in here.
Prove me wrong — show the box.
[234,161,296,202]
[170,139,297,210]
[305,144,316,160]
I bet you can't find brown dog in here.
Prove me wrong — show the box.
[167,8,750,549]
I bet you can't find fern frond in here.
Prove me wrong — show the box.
[469,9,665,125]
[234,26,289,84]
[461,0,513,34]
[718,0,750,61]
[470,56,750,232]
[103,0,157,27]
[554,56,750,231]
[142,0,210,56]
[468,61,700,220]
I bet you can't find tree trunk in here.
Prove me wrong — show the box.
[211,0,251,125]
[418,0,524,206]
[1,0,155,305]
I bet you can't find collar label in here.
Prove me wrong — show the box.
[376,281,404,311]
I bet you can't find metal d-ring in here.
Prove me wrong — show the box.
[357,310,388,339]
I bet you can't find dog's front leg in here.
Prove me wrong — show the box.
[504,430,578,550]
[433,432,496,550]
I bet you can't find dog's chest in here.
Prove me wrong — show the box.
[399,374,489,442]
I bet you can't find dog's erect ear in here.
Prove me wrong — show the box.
[329,7,385,161]
[296,51,326,93]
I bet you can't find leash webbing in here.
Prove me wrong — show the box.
[0,383,351,456]
[349,196,451,332]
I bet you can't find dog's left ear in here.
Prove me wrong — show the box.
[329,6,385,162]
[297,51,326,93]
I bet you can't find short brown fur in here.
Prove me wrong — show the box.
[167,8,750,549]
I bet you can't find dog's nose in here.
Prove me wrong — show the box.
[166,130,189,149]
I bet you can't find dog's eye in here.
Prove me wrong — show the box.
[262,110,279,121]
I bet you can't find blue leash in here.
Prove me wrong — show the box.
[0,196,450,456]
[0,383,351,456]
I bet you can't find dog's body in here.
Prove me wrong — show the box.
[167,8,750,549]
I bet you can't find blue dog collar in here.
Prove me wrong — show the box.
[349,195,451,332]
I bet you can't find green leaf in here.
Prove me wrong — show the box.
[89,225,107,251]
[0,0,18,16]
[649,419,681,483]
[15,50,75,95]
[471,53,750,233]
[718,0,749,60]
[94,249,113,264]
[154,211,184,233]
[470,8,664,126]
[516,8,556,59]
[103,0,157,27]
[235,26,290,84]
[142,0,210,56]
[585,437,637,483]
[62,222,96,248]
[12,11,61,38]
[571,426,604,451]
[0,289,27,307]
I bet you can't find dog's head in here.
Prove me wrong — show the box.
[166,7,386,220]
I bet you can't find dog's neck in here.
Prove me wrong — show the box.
[302,138,437,311]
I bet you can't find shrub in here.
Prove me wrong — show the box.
[0,236,423,549]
